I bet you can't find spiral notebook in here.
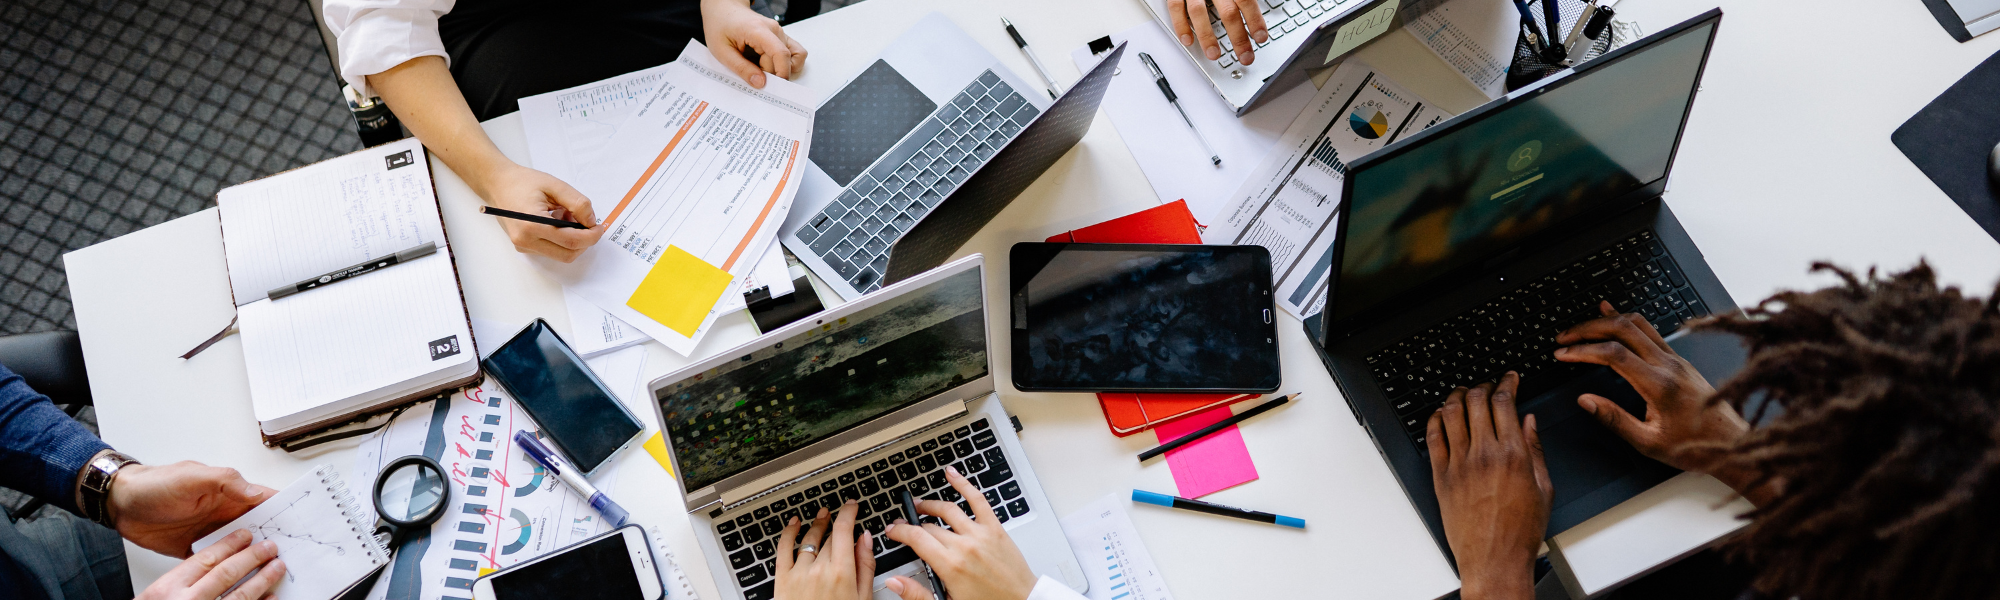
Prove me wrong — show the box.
[193,465,389,600]
[646,524,702,600]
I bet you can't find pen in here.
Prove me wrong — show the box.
[1563,0,1598,62]
[515,431,630,527]
[480,205,589,229]
[897,489,949,598]
[1132,490,1306,529]
[1137,52,1223,167]
[267,242,435,300]
[1510,0,1549,56]
[1137,393,1296,462]
[1001,18,1061,100]
[1539,0,1567,61]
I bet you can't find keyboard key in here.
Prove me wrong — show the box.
[1013,104,1039,124]
[926,471,947,490]
[1006,499,1031,518]
[869,493,892,513]
[752,539,774,560]
[745,582,775,600]
[735,564,767,588]
[971,429,997,448]
[729,549,755,569]
[717,519,737,535]
[984,489,1002,506]
[896,463,918,481]
[964,453,987,473]
[723,531,744,551]
[977,70,1000,88]
[996,93,1027,119]
[908,477,932,495]
[915,454,937,472]
[762,518,782,537]
[999,481,1022,500]
[877,470,900,488]
[977,464,1013,489]
[933,446,955,464]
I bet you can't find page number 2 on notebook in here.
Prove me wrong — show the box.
[428,335,461,361]
[386,150,415,170]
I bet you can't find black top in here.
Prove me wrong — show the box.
[438,0,704,121]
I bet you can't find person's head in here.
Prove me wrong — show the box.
[1698,262,2000,599]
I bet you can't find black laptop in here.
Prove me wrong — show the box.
[1304,9,1732,562]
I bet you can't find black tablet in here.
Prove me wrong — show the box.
[1010,243,1281,393]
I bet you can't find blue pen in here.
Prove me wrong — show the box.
[1132,490,1305,529]
[515,431,630,527]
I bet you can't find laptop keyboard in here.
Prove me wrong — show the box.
[1207,0,1356,68]
[1364,231,1711,451]
[718,418,1031,600]
[796,71,1039,296]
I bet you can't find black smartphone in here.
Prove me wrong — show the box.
[472,525,662,600]
[1010,243,1281,393]
[482,319,645,477]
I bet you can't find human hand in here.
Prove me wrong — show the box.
[1553,301,1748,475]
[1428,374,1549,600]
[702,0,808,88]
[471,163,604,262]
[775,501,875,600]
[883,466,1037,600]
[135,530,285,600]
[108,460,276,559]
[1165,0,1269,65]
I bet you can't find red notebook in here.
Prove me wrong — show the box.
[1044,201,1253,437]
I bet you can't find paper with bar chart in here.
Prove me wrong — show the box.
[549,41,816,355]
[1203,62,1453,319]
[1060,494,1175,600]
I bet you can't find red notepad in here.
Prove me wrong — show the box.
[1044,201,1253,437]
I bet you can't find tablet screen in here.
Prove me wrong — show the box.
[1011,244,1280,392]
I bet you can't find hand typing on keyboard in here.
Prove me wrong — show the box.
[1426,374,1550,600]
[1166,0,1270,65]
[1553,301,1752,483]
[774,501,876,600]
[881,466,1039,600]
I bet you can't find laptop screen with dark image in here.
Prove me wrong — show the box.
[810,60,935,187]
[658,268,987,491]
[1331,21,1716,322]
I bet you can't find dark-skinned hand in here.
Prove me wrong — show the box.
[1428,373,1550,600]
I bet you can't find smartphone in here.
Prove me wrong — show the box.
[471,525,663,600]
[482,318,646,477]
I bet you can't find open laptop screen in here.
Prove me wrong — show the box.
[659,268,988,491]
[1330,19,1716,322]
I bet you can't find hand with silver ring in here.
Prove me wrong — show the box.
[773,500,874,600]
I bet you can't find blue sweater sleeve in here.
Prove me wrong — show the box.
[0,363,110,515]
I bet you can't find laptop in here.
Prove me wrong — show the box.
[1140,0,1403,115]
[645,255,1087,600]
[1303,10,1732,561]
[780,14,1126,301]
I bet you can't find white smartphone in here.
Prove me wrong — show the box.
[471,526,663,600]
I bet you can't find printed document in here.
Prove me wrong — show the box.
[1060,494,1175,600]
[545,42,816,355]
[1203,62,1453,319]
[1400,0,1520,99]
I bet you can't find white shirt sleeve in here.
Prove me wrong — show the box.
[321,0,458,98]
[1025,575,1090,600]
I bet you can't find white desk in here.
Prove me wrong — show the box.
[63,0,2000,598]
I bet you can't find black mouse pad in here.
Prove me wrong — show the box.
[1892,49,2000,244]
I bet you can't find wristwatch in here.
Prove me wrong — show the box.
[77,450,139,527]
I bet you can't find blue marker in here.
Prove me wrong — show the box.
[515,431,629,527]
[1132,490,1304,529]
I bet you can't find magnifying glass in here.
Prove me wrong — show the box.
[371,455,451,550]
[335,455,452,600]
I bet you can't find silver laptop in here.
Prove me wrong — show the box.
[646,255,1087,600]
[780,13,1126,301]
[1141,0,1401,115]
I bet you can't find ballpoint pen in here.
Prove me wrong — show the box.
[1002,18,1061,100]
[1539,0,1568,63]
[1138,52,1222,167]
[898,489,949,598]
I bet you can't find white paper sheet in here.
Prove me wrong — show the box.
[547,42,817,356]
[521,63,676,188]
[1067,23,1318,222]
[352,380,637,600]
[1400,0,1520,99]
[1059,494,1175,600]
[1204,62,1453,319]
[194,465,388,600]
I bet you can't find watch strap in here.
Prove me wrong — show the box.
[78,450,138,527]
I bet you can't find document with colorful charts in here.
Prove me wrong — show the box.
[1059,494,1174,600]
[548,41,815,356]
[1202,61,1453,319]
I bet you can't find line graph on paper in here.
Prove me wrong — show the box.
[244,490,355,558]
[190,465,383,600]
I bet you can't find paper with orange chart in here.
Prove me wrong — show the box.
[549,42,816,355]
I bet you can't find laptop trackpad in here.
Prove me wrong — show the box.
[1520,368,1673,523]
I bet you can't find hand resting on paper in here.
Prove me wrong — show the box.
[1165,0,1269,66]
[702,0,809,89]
[136,530,286,600]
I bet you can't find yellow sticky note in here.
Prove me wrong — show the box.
[643,431,676,478]
[478,567,496,577]
[627,245,733,337]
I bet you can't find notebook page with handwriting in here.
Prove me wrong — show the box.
[219,138,443,306]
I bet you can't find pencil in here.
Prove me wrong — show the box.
[1137,393,1298,462]
[479,205,589,229]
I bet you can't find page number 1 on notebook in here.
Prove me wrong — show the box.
[386,150,415,170]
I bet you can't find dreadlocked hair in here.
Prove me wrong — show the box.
[1693,261,2000,600]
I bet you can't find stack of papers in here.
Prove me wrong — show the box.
[521,42,814,355]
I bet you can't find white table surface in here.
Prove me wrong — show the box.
[62,0,2000,598]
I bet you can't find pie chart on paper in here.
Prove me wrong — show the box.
[1349,108,1390,139]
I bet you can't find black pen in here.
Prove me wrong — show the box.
[1132,490,1306,528]
[267,242,436,300]
[480,205,589,229]
[897,489,949,598]
[1137,393,1295,461]
[1138,52,1222,167]
[1002,18,1061,100]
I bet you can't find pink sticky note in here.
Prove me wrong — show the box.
[1154,404,1259,498]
